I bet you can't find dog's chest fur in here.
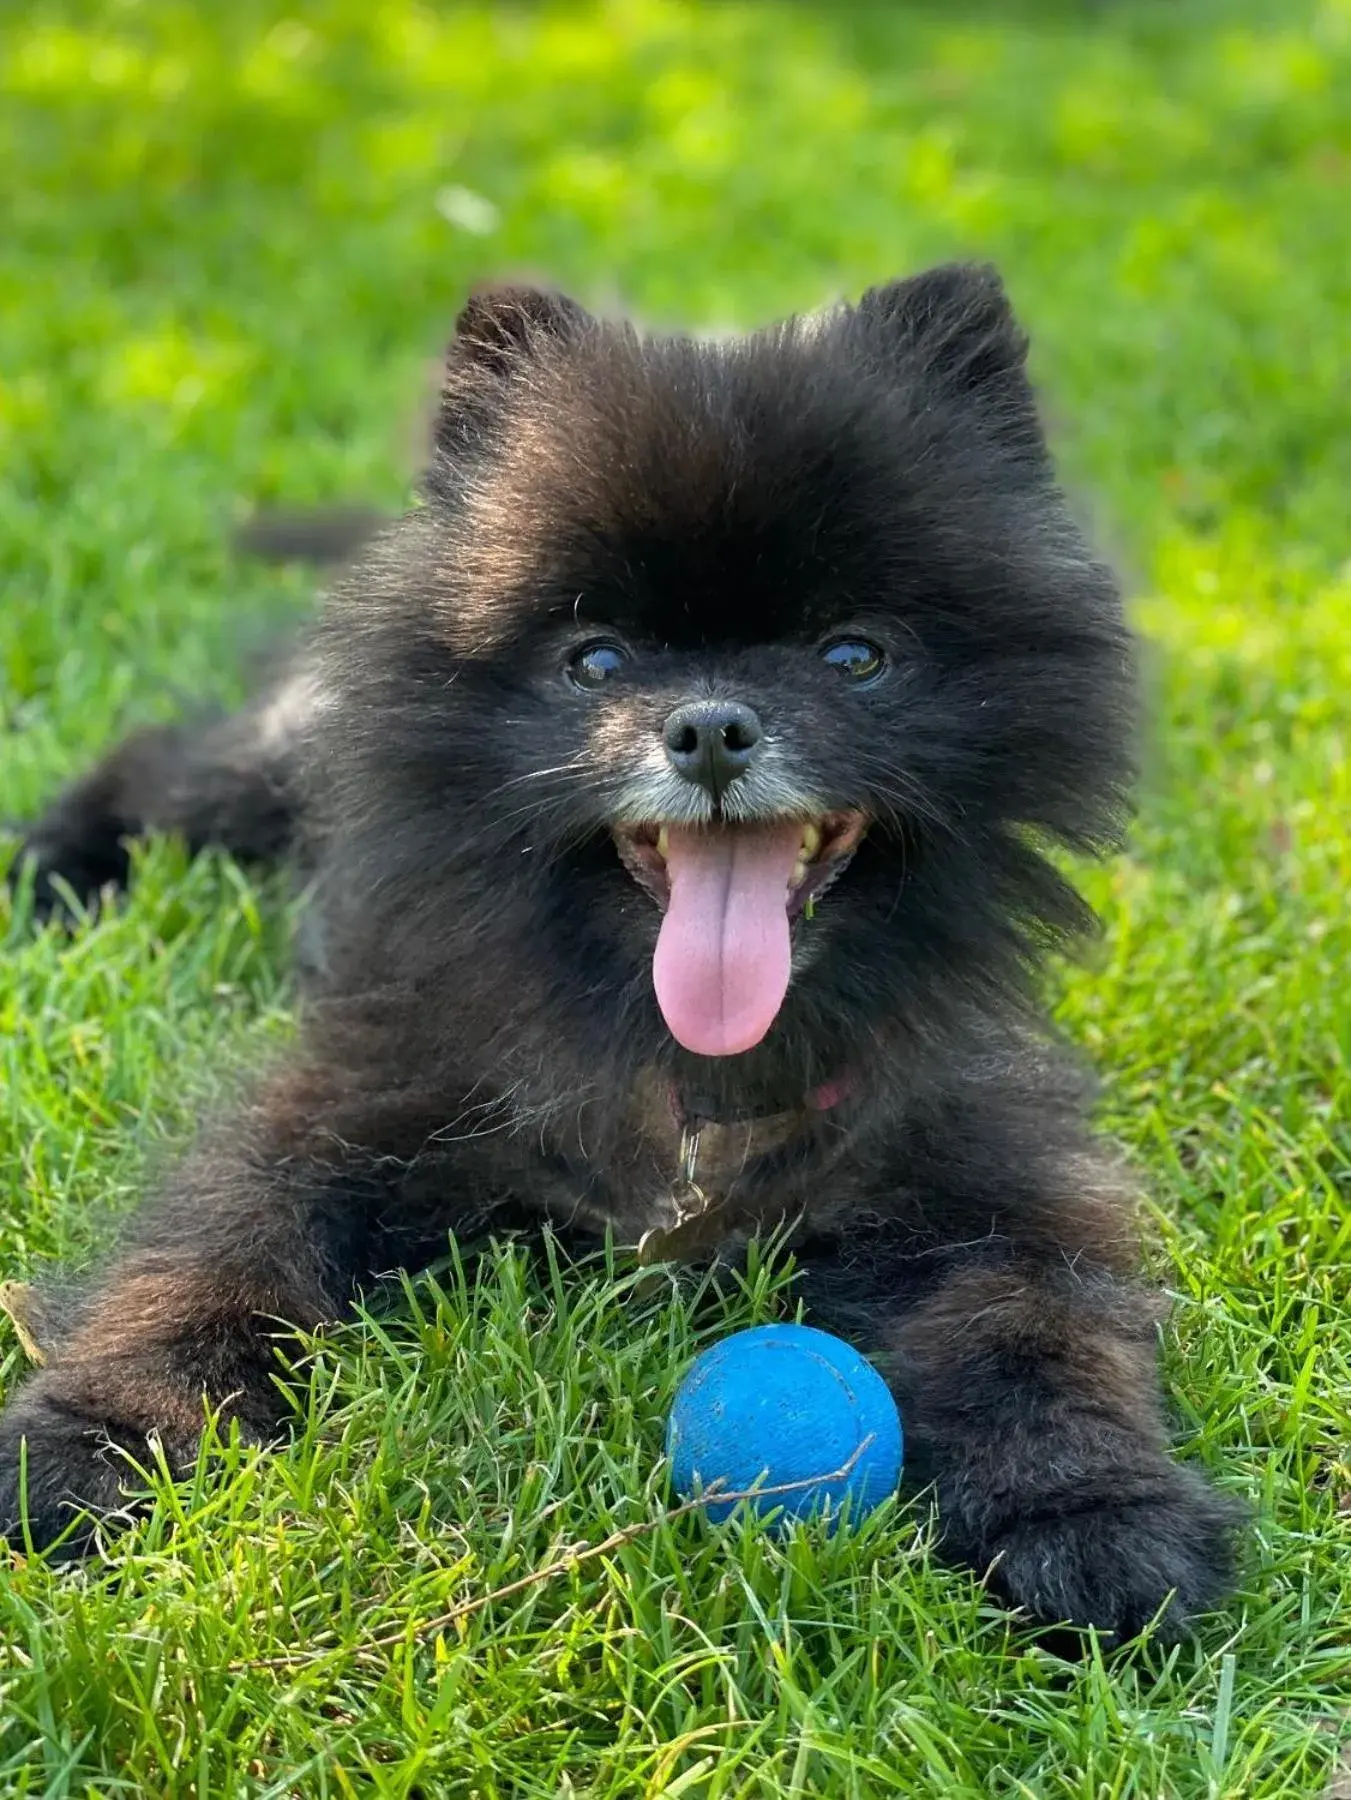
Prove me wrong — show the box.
[467,1065,856,1256]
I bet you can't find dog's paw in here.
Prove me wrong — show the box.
[7,825,128,923]
[0,1376,147,1559]
[985,1464,1243,1641]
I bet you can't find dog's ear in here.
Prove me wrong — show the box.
[857,264,1041,445]
[431,284,592,461]
[450,284,592,377]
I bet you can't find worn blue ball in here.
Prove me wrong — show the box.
[666,1323,903,1529]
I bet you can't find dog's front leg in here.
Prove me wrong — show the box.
[0,1063,460,1557]
[797,1238,1240,1639]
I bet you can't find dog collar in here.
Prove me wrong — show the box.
[669,1072,852,1129]
[636,1071,851,1266]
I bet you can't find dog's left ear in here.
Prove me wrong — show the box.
[449,284,593,379]
[857,263,1041,444]
[432,284,594,460]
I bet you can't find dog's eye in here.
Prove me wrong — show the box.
[821,639,886,684]
[567,642,629,690]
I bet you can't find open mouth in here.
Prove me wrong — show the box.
[613,812,868,916]
[612,811,869,1059]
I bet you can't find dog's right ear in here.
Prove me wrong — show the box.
[856,263,1027,393]
[855,264,1046,462]
[433,285,592,457]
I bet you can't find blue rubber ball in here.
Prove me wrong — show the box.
[666,1323,903,1529]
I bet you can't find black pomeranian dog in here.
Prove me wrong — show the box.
[2,267,1239,1636]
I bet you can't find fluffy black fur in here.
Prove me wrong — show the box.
[2,267,1239,1636]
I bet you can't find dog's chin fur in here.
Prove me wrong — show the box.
[3,268,1240,1639]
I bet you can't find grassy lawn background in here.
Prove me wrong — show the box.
[1,0,1349,1792]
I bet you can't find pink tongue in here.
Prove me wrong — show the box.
[653,822,804,1057]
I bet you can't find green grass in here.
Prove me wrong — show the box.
[2,0,1349,1791]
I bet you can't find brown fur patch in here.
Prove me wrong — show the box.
[65,1266,267,1362]
[897,1261,1164,1365]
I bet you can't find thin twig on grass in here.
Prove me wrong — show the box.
[236,1437,874,1673]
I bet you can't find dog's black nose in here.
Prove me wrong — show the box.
[663,701,763,795]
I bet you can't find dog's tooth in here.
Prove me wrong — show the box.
[790,859,808,890]
[800,822,822,861]
[656,826,669,859]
